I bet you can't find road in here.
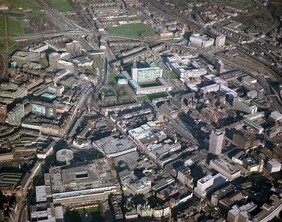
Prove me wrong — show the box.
[38,0,88,32]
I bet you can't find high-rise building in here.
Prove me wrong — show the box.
[215,35,226,47]
[131,62,163,83]
[215,59,224,74]
[209,130,225,155]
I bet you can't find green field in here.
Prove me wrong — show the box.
[0,0,40,11]
[65,207,103,222]
[107,23,156,38]
[137,92,168,101]
[139,82,160,87]
[0,15,22,37]
[168,71,178,79]
[239,24,249,32]
[47,0,73,12]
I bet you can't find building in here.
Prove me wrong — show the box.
[31,101,56,118]
[65,40,81,53]
[210,159,241,181]
[0,104,7,119]
[189,33,214,48]
[215,35,226,47]
[73,56,93,67]
[57,60,74,72]
[131,62,163,83]
[93,136,136,158]
[269,111,282,122]
[215,59,224,74]
[128,79,172,96]
[266,159,281,173]
[44,159,118,206]
[233,97,258,114]
[6,103,25,125]
[194,173,227,197]
[12,51,40,67]
[48,52,60,67]
[30,203,64,222]
[209,130,225,155]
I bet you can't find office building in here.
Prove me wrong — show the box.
[131,62,163,83]
[194,173,227,197]
[233,97,258,114]
[215,35,226,47]
[31,101,56,118]
[209,130,225,155]
[215,59,224,74]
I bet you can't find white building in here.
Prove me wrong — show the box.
[194,173,227,197]
[57,60,74,72]
[233,97,258,114]
[190,33,215,48]
[209,130,225,155]
[215,35,226,47]
[131,65,163,83]
[266,159,281,173]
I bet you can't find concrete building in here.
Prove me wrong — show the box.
[189,33,214,48]
[209,130,225,155]
[215,35,226,47]
[233,97,258,114]
[266,159,281,173]
[31,101,56,118]
[210,159,241,181]
[131,62,163,83]
[6,103,25,125]
[73,56,93,68]
[194,173,227,197]
[30,203,64,222]
[48,52,60,67]
[57,60,74,72]
[128,79,172,96]
[44,159,118,206]
[215,59,224,74]
[12,51,40,67]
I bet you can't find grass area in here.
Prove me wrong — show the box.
[96,57,104,69]
[107,23,156,38]
[47,0,73,12]
[29,10,44,20]
[137,92,168,101]
[39,58,49,69]
[168,71,178,79]
[215,0,257,11]
[239,24,249,32]
[0,15,22,37]
[65,206,103,222]
[139,82,160,87]
[108,73,118,85]
[148,92,168,100]
[137,95,149,101]
[0,0,40,11]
